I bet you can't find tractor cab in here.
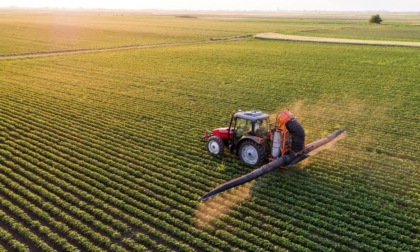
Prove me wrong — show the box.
[232,111,269,141]
[201,110,271,166]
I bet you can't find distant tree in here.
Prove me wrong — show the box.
[369,14,383,24]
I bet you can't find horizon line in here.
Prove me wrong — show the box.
[1,6,419,13]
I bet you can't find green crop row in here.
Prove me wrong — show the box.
[0,81,303,250]
[0,83,235,188]
[0,161,117,252]
[0,186,80,252]
[0,84,240,209]
[0,226,29,252]
[1,25,419,252]
[0,147,179,251]
[0,82,334,250]
[0,127,233,251]
[0,209,55,252]
[1,73,418,250]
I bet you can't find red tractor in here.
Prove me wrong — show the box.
[200,110,346,201]
[201,110,294,166]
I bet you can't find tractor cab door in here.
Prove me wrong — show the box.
[233,118,251,143]
[233,118,269,141]
[254,119,269,138]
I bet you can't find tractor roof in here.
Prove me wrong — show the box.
[234,110,269,121]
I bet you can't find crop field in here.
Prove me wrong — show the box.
[0,10,419,252]
[1,10,420,55]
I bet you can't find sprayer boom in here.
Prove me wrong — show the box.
[200,128,346,201]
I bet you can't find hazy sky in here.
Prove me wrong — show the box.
[1,0,420,12]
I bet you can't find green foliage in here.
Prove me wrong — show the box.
[370,14,383,24]
[0,11,419,55]
[0,12,419,252]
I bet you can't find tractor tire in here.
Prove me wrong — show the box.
[239,140,267,166]
[207,136,224,155]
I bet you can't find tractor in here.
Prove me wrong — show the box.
[201,110,292,166]
[200,110,346,200]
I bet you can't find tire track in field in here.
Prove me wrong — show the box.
[255,32,420,47]
[0,36,251,60]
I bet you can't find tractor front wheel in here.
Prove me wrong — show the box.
[207,136,224,155]
[239,140,266,166]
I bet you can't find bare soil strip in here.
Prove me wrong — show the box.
[0,36,250,60]
[4,33,417,60]
[255,33,420,47]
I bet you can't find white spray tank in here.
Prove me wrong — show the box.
[271,130,282,158]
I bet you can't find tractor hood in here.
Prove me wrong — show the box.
[212,127,234,140]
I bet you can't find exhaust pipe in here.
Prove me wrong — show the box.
[199,128,346,201]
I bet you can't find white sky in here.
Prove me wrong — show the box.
[1,0,420,12]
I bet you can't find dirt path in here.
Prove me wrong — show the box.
[3,33,417,60]
[0,36,250,60]
[255,33,420,47]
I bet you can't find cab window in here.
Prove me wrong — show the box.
[234,118,251,138]
[254,119,267,137]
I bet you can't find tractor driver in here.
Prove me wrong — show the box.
[277,110,305,163]
[254,120,265,137]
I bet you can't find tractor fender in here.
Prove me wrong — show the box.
[236,136,265,152]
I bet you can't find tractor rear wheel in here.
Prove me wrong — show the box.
[207,136,224,155]
[239,140,266,166]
